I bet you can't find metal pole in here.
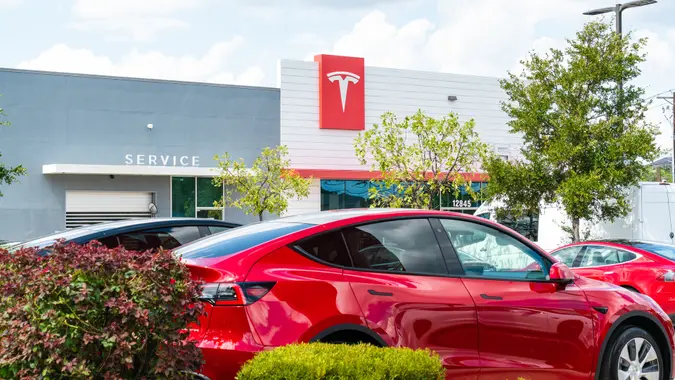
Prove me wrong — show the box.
[672,92,675,181]
[615,4,623,35]
[616,5,624,99]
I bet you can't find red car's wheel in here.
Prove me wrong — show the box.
[602,326,664,380]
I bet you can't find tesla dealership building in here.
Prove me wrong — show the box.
[0,54,520,241]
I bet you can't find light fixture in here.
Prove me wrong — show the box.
[582,6,615,15]
[147,123,154,130]
[447,95,458,101]
[583,1,657,35]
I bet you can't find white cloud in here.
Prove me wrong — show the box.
[69,0,203,41]
[16,38,266,86]
[308,2,596,75]
[243,0,416,9]
[0,0,22,8]
[307,10,435,69]
[306,1,675,149]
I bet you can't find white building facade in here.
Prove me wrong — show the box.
[278,54,522,217]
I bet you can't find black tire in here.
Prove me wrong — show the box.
[600,326,664,380]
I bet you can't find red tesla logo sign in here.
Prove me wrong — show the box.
[315,54,365,131]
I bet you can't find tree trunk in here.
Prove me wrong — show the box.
[258,212,264,222]
[571,218,581,242]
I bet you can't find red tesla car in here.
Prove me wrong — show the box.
[175,209,675,380]
[550,239,675,321]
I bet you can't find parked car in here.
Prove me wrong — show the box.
[475,181,675,251]
[174,209,675,380]
[550,239,675,320]
[10,218,240,253]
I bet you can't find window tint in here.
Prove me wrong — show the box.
[439,219,547,280]
[99,236,120,249]
[208,225,230,235]
[618,250,637,263]
[176,222,312,259]
[293,231,352,267]
[578,246,620,267]
[117,226,203,251]
[342,219,448,275]
[615,241,675,261]
[551,246,583,267]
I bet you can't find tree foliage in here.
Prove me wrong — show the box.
[484,21,660,241]
[0,96,26,197]
[213,145,312,221]
[642,164,673,183]
[354,110,491,209]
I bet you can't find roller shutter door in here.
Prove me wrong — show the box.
[65,191,154,229]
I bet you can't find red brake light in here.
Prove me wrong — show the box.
[657,271,675,282]
[199,282,275,306]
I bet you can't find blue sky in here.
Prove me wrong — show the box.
[2,0,675,147]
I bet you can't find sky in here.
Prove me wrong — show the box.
[2,0,675,149]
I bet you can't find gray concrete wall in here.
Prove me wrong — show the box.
[0,69,280,241]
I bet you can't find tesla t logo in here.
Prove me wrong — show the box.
[315,54,365,131]
[327,71,360,113]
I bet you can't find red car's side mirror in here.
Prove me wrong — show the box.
[549,262,575,284]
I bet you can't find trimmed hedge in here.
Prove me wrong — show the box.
[235,342,445,380]
[0,241,204,379]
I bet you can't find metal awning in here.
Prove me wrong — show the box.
[42,164,222,177]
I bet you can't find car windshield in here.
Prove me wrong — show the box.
[175,221,313,259]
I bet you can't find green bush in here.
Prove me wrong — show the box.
[235,342,445,380]
[0,241,204,379]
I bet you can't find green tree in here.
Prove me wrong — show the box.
[213,145,312,221]
[641,148,673,182]
[0,96,26,197]
[484,21,660,242]
[642,164,673,183]
[354,110,491,209]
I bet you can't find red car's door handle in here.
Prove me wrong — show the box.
[368,289,393,297]
[480,293,503,300]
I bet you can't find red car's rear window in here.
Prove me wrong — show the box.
[175,221,312,259]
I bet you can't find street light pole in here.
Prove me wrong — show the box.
[584,1,664,178]
[583,0,657,123]
[583,1,657,36]
[615,4,622,35]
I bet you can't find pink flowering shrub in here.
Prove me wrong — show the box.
[0,241,204,379]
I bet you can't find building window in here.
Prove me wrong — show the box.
[320,179,486,213]
[320,180,400,210]
[437,182,486,213]
[171,177,196,217]
[172,177,225,219]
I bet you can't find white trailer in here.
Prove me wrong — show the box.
[474,182,675,251]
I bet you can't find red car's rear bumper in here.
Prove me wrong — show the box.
[197,342,262,380]
[648,283,675,317]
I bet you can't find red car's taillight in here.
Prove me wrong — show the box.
[657,270,675,282]
[199,282,275,306]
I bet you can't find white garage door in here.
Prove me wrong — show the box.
[66,191,154,229]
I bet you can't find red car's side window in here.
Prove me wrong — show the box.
[293,231,352,267]
[550,246,584,267]
[577,246,621,267]
[341,218,449,276]
[438,218,547,280]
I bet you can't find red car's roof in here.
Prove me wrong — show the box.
[276,208,489,226]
